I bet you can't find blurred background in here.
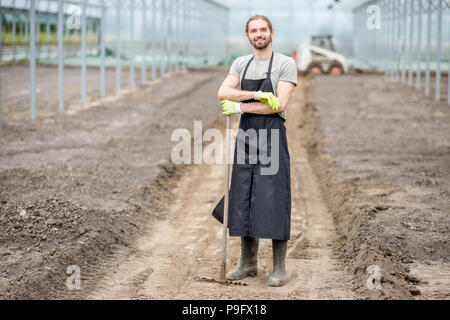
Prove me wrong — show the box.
[1,1,448,64]
[0,0,449,129]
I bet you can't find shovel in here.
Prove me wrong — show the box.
[194,115,248,286]
[219,115,231,282]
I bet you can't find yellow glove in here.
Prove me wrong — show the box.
[254,91,280,110]
[221,100,242,115]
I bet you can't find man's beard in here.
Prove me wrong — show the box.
[250,35,272,49]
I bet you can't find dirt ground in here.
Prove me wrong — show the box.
[0,65,224,299]
[1,63,150,123]
[0,65,448,300]
[308,73,450,299]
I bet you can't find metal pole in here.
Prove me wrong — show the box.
[386,0,390,75]
[159,0,167,78]
[182,0,187,71]
[180,0,184,71]
[141,0,146,86]
[130,0,135,88]
[58,0,64,112]
[166,0,170,75]
[392,0,396,79]
[174,0,177,71]
[30,0,36,120]
[194,0,198,66]
[387,2,391,78]
[356,10,360,62]
[151,0,157,80]
[174,0,179,73]
[204,0,207,64]
[187,0,192,68]
[116,0,121,92]
[372,3,376,66]
[168,0,172,75]
[395,0,400,81]
[100,0,106,98]
[425,0,431,96]
[0,1,2,132]
[384,1,392,77]
[435,0,442,101]
[81,0,87,104]
[408,0,414,86]
[383,0,388,76]
[416,0,422,90]
[401,0,407,83]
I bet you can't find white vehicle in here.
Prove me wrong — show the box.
[295,42,348,75]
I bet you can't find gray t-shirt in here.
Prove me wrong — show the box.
[229,51,298,121]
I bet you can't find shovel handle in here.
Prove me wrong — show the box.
[220,115,231,281]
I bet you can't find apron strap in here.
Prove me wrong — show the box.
[241,55,254,82]
[266,52,274,79]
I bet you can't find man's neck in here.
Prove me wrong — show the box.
[253,45,273,60]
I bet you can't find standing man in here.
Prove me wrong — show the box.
[212,15,298,287]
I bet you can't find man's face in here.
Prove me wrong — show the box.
[246,19,274,50]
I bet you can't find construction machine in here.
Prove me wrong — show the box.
[294,35,348,75]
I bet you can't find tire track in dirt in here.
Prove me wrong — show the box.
[83,81,355,300]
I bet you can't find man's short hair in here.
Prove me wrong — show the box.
[245,15,273,33]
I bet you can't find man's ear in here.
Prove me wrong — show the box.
[245,32,249,41]
[271,29,275,37]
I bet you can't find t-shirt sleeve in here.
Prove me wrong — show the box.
[229,57,241,78]
[279,58,298,86]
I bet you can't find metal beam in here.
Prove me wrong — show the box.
[0,1,2,132]
[58,0,64,111]
[116,0,121,92]
[30,0,36,120]
[425,0,431,96]
[100,0,105,97]
[141,0,146,86]
[151,0,157,80]
[130,0,135,88]
[416,0,423,90]
[182,0,187,71]
[401,0,407,83]
[174,0,179,73]
[408,0,414,86]
[167,0,172,75]
[160,0,166,78]
[435,0,442,101]
[81,0,87,103]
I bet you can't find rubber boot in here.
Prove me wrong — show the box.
[268,239,287,287]
[226,236,259,280]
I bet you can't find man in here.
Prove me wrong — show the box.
[212,15,297,287]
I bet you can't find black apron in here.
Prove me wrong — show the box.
[212,52,292,240]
